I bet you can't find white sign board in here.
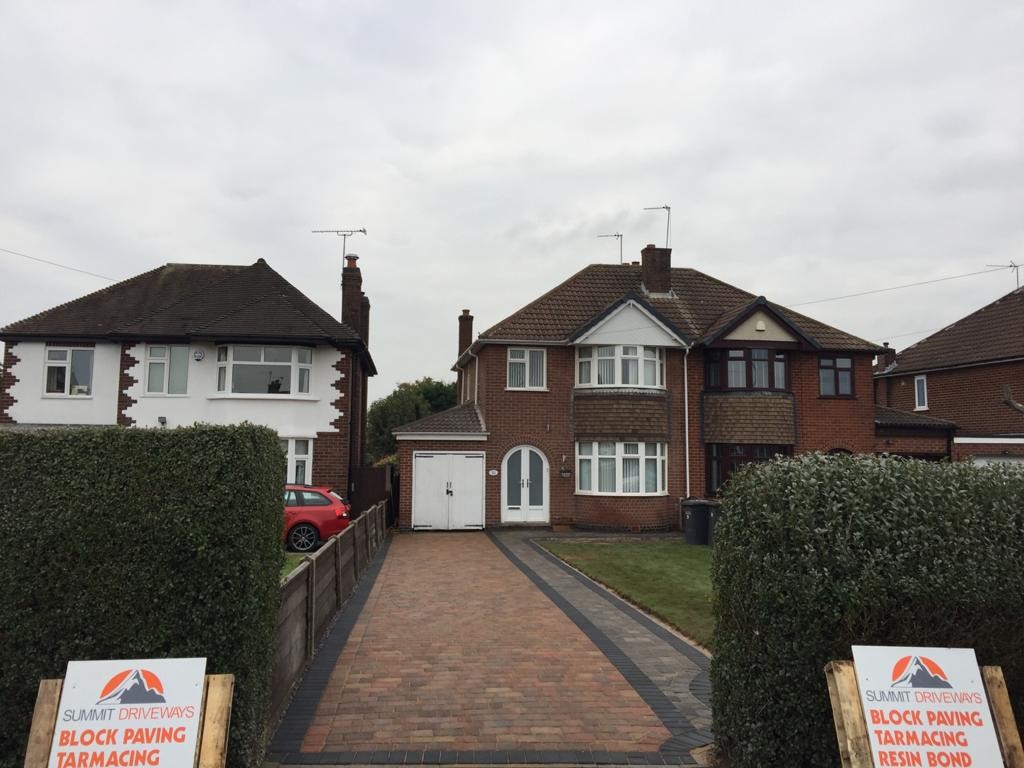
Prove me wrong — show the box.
[48,658,206,768]
[852,646,1002,768]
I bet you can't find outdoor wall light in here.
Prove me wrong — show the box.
[158,416,167,426]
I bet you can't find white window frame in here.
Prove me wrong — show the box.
[576,441,667,496]
[43,347,94,398]
[145,344,190,395]
[280,437,313,484]
[506,347,547,390]
[914,374,928,410]
[576,345,665,389]
[216,345,313,396]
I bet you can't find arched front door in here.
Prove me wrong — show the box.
[501,446,549,524]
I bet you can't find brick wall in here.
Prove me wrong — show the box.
[873,431,950,457]
[0,342,20,423]
[792,352,877,453]
[117,342,139,426]
[313,351,353,494]
[879,360,1024,436]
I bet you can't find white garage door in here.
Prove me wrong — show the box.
[972,455,1024,466]
[412,452,485,530]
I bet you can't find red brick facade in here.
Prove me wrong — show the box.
[0,343,20,423]
[314,350,354,494]
[117,342,139,426]
[399,345,880,531]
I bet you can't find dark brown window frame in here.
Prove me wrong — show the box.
[704,347,789,392]
[819,355,855,398]
[707,443,791,495]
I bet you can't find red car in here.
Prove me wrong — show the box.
[284,484,351,552]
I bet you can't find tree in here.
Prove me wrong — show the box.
[367,377,456,462]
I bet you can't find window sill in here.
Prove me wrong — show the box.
[42,394,93,399]
[207,394,320,401]
[914,406,929,412]
[140,394,190,398]
[574,491,669,497]
[505,387,550,392]
[575,385,667,392]
[818,395,856,400]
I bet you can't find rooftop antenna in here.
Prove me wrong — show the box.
[598,232,623,264]
[313,228,366,318]
[985,260,1021,289]
[643,204,671,248]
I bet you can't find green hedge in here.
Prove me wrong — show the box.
[711,453,1024,768]
[0,425,284,768]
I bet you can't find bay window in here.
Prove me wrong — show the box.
[577,345,664,388]
[44,348,94,396]
[706,348,787,391]
[216,346,313,395]
[577,441,667,495]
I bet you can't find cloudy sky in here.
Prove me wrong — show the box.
[1,1,1022,401]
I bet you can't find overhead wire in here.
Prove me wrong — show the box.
[0,246,118,282]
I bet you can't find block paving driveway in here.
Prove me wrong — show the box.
[268,531,712,766]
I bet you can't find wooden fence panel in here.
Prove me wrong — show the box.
[272,565,310,717]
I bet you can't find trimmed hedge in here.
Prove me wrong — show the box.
[0,425,284,768]
[711,453,1024,767]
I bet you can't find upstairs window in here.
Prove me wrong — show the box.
[914,375,928,410]
[577,345,664,388]
[44,348,94,396]
[146,345,189,395]
[217,346,313,395]
[706,349,787,391]
[819,356,853,397]
[507,348,546,389]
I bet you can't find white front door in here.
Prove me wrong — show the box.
[502,446,549,524]
[412,452,485,530]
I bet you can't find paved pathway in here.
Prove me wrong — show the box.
[269,531,712,766]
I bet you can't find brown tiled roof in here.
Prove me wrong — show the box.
[702,392,796,444]
[874,405,957,430]
[573,390,669,440]
[1,259,367,350]
[392,402,486,435]
[879,287,1024,376]
[477,263,878,352]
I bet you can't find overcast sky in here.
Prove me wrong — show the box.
[2,1,1022,401]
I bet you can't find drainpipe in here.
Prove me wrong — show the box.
[683,343,692,498]
[467,348,480,404]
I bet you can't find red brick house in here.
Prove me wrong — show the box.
[394,245,881,531]
[0,255,375,496]
[874,286,1024,465]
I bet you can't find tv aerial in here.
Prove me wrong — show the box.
[643,204,671,247]
[598,232,623,264]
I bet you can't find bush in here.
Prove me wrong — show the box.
[0,425,284,768]
[711,453,1024,768]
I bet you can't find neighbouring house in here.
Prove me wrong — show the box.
[0,255,375,496]
[874,286,1024,465]
[393,244,882,531]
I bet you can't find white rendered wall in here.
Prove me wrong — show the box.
[576,303,684,347]
[124,342,344,438]
[9,342,121,425]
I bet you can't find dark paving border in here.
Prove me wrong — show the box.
[488,532,705,764]
[269,531,707,766]
[527,537,712,709]
[269,534,394,757]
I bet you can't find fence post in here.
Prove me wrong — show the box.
[334,534,343,609]
[304,555,316,660]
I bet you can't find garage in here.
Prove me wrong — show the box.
[412,451,485,530]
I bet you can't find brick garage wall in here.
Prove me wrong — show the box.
[0,342,20,423]
[874,431,950,457]
[880,360,1024,436]
[791,351,876,453]
[313,351,352,494]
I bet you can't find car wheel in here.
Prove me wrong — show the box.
[288,523,319,552]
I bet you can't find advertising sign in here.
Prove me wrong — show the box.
[852,646,1002,768]
[47,658,206,768]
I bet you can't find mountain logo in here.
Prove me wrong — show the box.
[96,669,167,704]
[890,655,952,689]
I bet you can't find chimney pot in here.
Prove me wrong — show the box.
[878,342,897,369]
[345,254,360,269]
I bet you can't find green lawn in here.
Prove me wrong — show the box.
[541,540,714,651]
[282,553,306,578]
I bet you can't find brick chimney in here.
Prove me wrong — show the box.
[342,254,362,333]
[641,244,672,294]
[877,342,897,370]
[458,309,474,357]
